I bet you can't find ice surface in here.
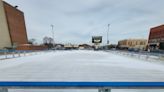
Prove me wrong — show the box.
[0,50,164,82]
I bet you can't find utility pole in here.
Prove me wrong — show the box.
[51,24,54,44]
[107,24,110,44]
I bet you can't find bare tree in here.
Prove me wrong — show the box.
[43,36,54,49]
[28,38,36,45]
[43,37,49,44]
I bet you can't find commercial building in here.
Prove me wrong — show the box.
[0,0,28,49]
[118,39,147,50]
[78,44,93,50]
[148,25,164,51]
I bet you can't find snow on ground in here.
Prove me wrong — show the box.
[0,50,164,82]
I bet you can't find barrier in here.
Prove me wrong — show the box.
[0,50,42,60]
[107,50,164,62]
[0,82,164,92]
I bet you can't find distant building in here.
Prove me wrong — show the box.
[16,44,47,50]
[118,39,147,50]
[64,43,74,50]
[148,25,164,51]
[53,44,64,50]
[0,0,28,49]
[78,44,93,50]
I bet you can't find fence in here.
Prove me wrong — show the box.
[0,50,43,60]
[107,50,164,62]
[0,82,164,92]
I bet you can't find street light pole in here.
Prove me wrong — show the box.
[107,24,110,44]
[51,24,54,44]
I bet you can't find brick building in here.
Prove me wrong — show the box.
[148,25,164,51]
[0,0,28,49]
[118,39,147,50]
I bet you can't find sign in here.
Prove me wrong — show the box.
[92,36,102,43]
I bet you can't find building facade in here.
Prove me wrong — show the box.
[0,0,11,49]
[118,39,147,50]
[148,25,164,51]
[0,0,28,49]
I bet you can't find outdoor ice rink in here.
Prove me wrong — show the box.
[0,50,164,92]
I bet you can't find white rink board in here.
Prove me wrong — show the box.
[0,50,164,82]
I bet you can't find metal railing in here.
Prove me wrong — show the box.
[0,50,43,60]
[106,50,164,62]
[0,82,164,92]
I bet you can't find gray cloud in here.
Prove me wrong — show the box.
[4,0,164,44]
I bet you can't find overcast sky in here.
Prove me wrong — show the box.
[4,0,164,44]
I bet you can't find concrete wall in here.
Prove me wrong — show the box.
[0,0,11,49]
